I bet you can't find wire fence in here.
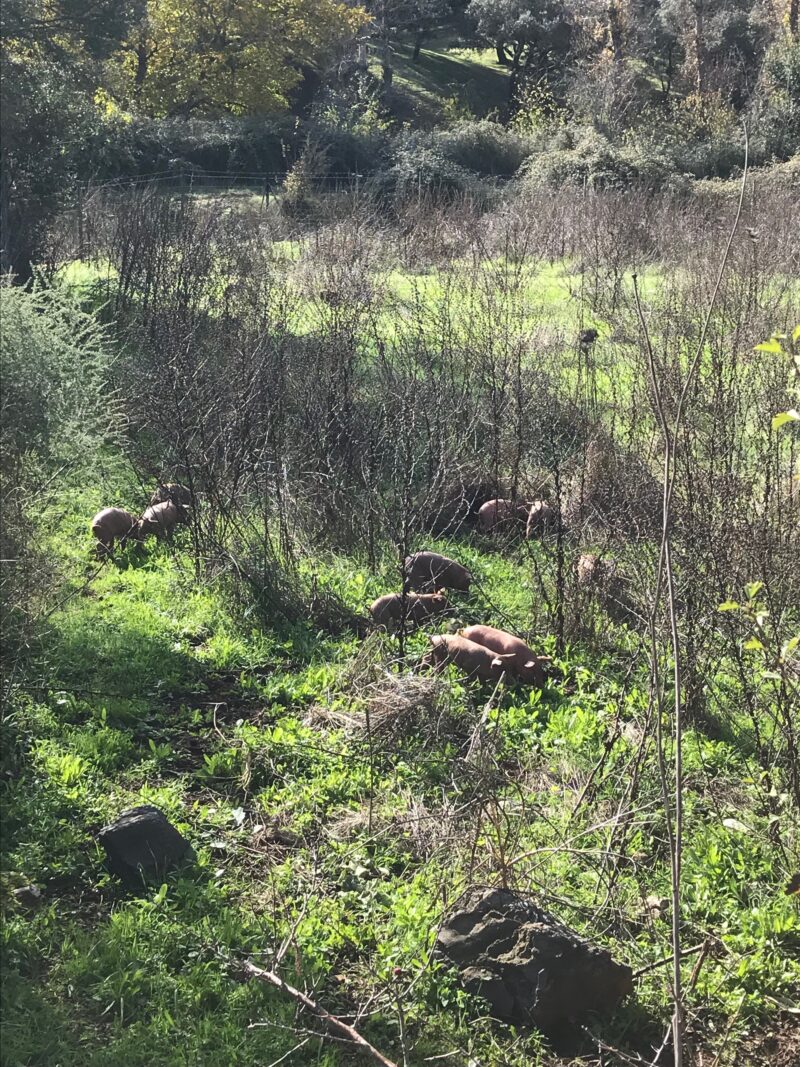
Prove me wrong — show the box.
[78,170,365,195]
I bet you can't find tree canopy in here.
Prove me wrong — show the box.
[112,0,368,116]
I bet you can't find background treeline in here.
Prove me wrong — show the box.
[3,0,800,280]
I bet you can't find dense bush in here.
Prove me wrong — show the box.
[520,125,644,190]
[92,117,295,179]
[375,131,492,201]
[0,281,122,666]
[420,120,532,177]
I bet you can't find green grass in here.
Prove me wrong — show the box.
[3,496,798,1065]
[387,38,510,124]
[4,247,799,1064]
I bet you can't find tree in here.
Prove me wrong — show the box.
[467,0,573,102]
[1,0,144,279]
[658,0,772,98]
[112,0,367,116]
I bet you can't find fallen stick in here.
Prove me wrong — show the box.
[242,960,399,1067]
[632,941,705,979]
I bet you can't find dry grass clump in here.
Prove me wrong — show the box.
[310,672,444,741]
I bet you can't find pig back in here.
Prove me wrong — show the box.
[91,507,138,537]
[405,551,472,592]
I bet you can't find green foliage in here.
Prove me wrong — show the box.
[0,282,120,473]
[421,119,531,176]
[109,0,368,118]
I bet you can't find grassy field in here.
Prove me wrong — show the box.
[2,468,798,1066]
[3,193,800,1067]
[386,39,511,124]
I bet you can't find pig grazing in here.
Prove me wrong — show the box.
[137,500,189,540]
[477,498,529,534]
[369,591,450,629]
[526,500,558,538]
[422,634,516,683]
[576,552,602,586]
[576,552,619,587]
[91,507,140,556]
[404,551,472,593]
[459,625,550,686]
[150,482,192,507]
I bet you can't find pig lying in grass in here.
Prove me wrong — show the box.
[90,507,141,556]
[404,551,472,592]
[421,634,516,683]
[459,624,550,686]
[369,591,450,629]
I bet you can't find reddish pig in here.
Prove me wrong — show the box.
[150,482,192,507]
[404,551,472,592]
[90,507,141,556]
[421,634,516,682]
[459,625,550,686]
[137,500,189,540]
[526,500,558,538]
[477,498,529,533]
[369,591,450,629]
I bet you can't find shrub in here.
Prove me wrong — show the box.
[0,281,121,666]
[520,125,641,190]
[92,116,296,180]
[747,39,800,164]
[422,120,532,177]
[376,131,492,201]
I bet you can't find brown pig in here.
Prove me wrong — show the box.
[90,507,141,556]
[526,500,558,538]
[404,551,472,593]
[369,590,450,629]
[421,634,516,683]
[477,498,529,533]
[459,625,551,686]
[137,500,189,540]
[576,552,602,586]
[150,482,192,507]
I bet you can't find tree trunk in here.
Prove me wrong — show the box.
[608,2,624,63]
[508,43,525,103]
[1,167,36,284]
[790,0,799,39]
[691,0,706,95]
[134,41,148,90]
[496,41,510,66]
[413,29,425,62]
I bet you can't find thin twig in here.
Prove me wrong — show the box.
[632,942,705,979]
[630,124,748,1067]
[242,960,399,1067]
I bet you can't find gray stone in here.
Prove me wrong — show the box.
[435,887,633,1031]
[98,805,194,883]
[13,885,43,909]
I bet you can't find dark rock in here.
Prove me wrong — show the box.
[13,885,43,909]
[98,805,194,884]
[435,887,633,1032]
